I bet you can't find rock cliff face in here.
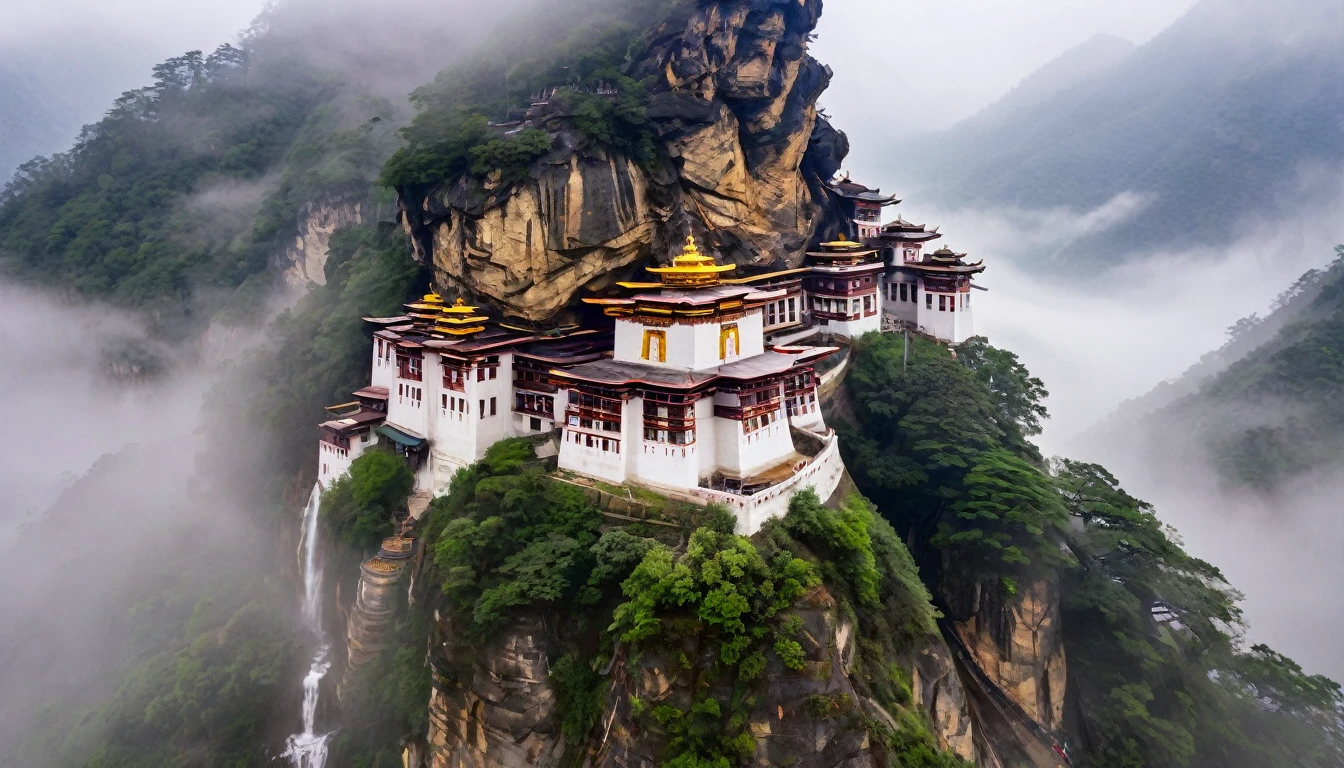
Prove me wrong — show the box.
[416,587,974,768]
[913,640,977,762]
[943,569,1067,734]
[336,540,414,703]
[422,616,563,768]
[276,197,364,287]
[399,0,848,322]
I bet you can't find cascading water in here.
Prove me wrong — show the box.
[283,483,332,768]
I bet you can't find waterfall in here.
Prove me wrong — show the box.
[283,483,332,768]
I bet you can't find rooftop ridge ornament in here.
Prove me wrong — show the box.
[645,236,736,288]
[432,297,488,336]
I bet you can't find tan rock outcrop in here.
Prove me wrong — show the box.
[913,641,978,762]
[416,584,975,768]
[400,0,849,323]
[950,575,1067,734]
[277,198,363,287]
[336,542,414,704]
[424,617,563,768]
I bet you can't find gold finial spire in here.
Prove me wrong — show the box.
[646,235,735,287]
[432,296,488,336]
[405,290,448,325]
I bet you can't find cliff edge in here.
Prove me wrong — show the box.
[397,0,848,322]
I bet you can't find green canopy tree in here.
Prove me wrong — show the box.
[1053,459,1344,768]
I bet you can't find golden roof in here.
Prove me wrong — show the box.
[820,238,865,249]
[431,298,487,336]
[645,236,736,287]
[406,291,447,315]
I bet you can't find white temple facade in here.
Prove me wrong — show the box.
[317,174,987,532]
[554,238,844,534]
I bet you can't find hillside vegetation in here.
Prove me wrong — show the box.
[840,333,1344,767]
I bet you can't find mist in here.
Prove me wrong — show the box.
[0,281,195,547]
[812,0,1195,143]
[878,167,1344,677]
[0,278,281,757]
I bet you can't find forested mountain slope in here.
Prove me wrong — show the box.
[0,38,151,183]
[1,0,1341,766]
[1086,246,1344,492]
[886,0,1344,265]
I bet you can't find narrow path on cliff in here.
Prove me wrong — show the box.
[940,621,1072,768]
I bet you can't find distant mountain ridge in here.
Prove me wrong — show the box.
[885,0,1344,265]
[959,34,1134,127]
[1081,246,1344,492]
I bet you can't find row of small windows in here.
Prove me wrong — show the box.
[810,295,876,317]
[929,293,971,312]
[889,283,917,302]
[398,383,423,406]
[764,297,799,328]
[566,430,620,454]
[888,283,971,312]
[434,394,500,417]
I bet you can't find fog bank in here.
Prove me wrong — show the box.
[885,169,1344,678]
[0,281,270,756]
[914,171,1344,454]
[0,281,200,548]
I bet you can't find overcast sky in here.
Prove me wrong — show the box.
[2,0,1196,116]
[0,0,262,49]
[813,0,1197,155]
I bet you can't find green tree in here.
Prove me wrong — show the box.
[610,526,819,766]
[425,439,604,636]
[957,336,1050,443]
[1053,459,1344,768]
[932,447,1067,573]
[321,449,415,550]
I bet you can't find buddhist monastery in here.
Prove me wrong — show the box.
[803,238,886,338]
[317,171,986,533]
[551,237,844,532]
[826,173,900,240]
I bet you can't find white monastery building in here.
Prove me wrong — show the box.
[316,173,986,534]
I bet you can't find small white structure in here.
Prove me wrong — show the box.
[902,246,983,345]
[317,386,388,487]
[826,173,900,241]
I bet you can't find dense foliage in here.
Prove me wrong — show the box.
[842,333,1067,586]
[1194,247,1344,489]
[1054,459,1344,767]
[380,0,678,190]
[1102,247,1344,492]
[764,492,968,768]
[842,330,1344,767]
[423,439,608,637]
[0,36,406,339]
[413,440,965,766]
[322,448,416,550]
[0,47,306,326]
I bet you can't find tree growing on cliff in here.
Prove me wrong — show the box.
[957,336,1050,455]
[423,439,605,636]
[1052,459,1344,768]
[322,448,415,551]
[842,333,1062,578]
